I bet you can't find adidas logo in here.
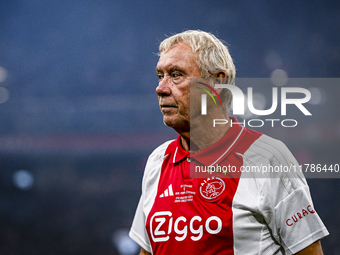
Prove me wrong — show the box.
[159,184,174,198]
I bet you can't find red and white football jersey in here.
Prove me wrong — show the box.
[129,118,329,255]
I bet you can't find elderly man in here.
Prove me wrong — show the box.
[129,30,328,255]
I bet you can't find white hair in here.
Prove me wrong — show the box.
[159,30,236,109]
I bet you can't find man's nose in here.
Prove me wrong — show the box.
[156,77,171,96]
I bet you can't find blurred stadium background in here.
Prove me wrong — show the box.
[0,0,339,254]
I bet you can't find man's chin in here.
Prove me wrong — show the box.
[163,118,175,127]
[162,115,177,126]
[163,116,189,130]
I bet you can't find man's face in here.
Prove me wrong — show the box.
[155,42,201,131]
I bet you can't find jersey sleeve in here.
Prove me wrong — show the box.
[129,195,152,253]
[254,135,329,255]
[274,185,329,254]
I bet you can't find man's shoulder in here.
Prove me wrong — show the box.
[241,131,301,172]
[148,139,176,159]
[252,133,288,150]
[235,125,291,162]
[143,139,176,174]
[244,131,292,160]
[142,139,176,192]
[241,131,307,193]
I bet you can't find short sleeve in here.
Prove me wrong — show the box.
[255,137,329,254]
[252,135,329,254]
[274,185,329,254]
[129,195,152,253]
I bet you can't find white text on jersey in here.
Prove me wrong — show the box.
[150,211,222,242]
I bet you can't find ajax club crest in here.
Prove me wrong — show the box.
[199,177,225,200]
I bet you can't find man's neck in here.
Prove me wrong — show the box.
[178,112,231,153]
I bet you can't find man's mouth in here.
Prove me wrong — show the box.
[160,105,177,113]
[160,104,177,108]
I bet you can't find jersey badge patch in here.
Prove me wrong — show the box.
[199,177,225,201]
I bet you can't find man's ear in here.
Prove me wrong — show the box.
[216,71,228,82]
[215,71,228,94]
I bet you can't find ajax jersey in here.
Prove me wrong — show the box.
[129,119,329,255]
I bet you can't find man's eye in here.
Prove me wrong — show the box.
[172,72,182,78]
[157,74,164,80]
